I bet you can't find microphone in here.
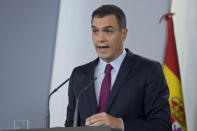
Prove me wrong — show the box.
[73,77,97,127]
[46,78,70,128]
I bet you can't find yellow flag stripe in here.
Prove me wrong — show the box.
[163,65,183,100]
[164,65,187,131]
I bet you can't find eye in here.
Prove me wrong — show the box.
[92,29,98,34]
[104,29,113,34]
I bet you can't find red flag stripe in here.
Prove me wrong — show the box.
[164,13,181,80]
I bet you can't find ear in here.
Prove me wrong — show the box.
[121,28,128,41]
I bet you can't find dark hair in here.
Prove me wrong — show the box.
[91,4,126,30]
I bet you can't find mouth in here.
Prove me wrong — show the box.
[96,45,110,53]
[96,45,110,49]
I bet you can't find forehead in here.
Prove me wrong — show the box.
[91,15,119,28]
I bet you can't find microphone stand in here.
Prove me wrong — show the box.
[46,78,70,128]
[73,77,96,127]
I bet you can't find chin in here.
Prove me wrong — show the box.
[99,56,112,63]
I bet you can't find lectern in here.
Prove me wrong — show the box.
[3,127,122,131]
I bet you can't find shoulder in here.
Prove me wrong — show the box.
[69,58,99,90]
[125,48,163,75]
[127,49,161,66]
[71,58,99,76]
[125,49,166,87]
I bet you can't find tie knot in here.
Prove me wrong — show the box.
[105,64,113,73]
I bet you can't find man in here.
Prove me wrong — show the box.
[65,4,172,131]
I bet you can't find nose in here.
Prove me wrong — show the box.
[97,32,106,43]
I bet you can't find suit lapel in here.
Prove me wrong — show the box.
[105,50,135,112]
[84,58,99,115]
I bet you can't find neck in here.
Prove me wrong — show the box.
[101,48,124,63]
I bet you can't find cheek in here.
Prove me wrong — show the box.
[92,36,96,44]
[92,35,95,41]
[111,36,123,48]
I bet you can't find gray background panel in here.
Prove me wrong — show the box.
[0,0,60,129]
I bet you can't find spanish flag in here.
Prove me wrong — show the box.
[163,13,187,131]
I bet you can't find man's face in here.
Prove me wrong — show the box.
[91,15,128,63]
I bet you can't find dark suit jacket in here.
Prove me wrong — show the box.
[65,49,172,131]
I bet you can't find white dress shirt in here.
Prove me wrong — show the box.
[94,49,126,105]
[94,49,126,130]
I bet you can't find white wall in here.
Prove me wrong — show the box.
[49,0,170,127]
[171,0,197,131]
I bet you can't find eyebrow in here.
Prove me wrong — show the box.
[91,25,114,29]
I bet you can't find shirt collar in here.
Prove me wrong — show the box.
[98,49,126,73]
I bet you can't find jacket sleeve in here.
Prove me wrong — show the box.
[65,69,76,127]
